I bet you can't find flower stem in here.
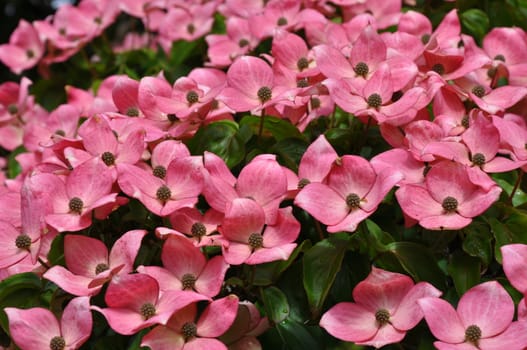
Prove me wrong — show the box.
[509,169,524,205]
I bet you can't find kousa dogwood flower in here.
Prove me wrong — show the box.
[395,161,501,230]
[92,273,208,335]
[6,296,92,350]
[501,244,527,295]
[112,76,143,117]
[320,266,441,348]
[0,20,44,74]
[218,198,300,265]
[117,156,204,217]
[295,134,338,190]
[295,155,403,233]
[158,2,216,43]
[419,281,527,349]
[43,230,147,296]
[202,152,288,225]
[141,295,239,350]
[138,235,228,298]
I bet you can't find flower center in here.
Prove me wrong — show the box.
[101,151,115,166]
[311,97,321,109]
[140,303,156,320]
[156,185,172,202]
[464,324,482,345]
[494,54,506,62]
[15,234,31,250]
[367,93,382,108]
[461,116,469,128]
[187,23,195,34]
[167,113,177,122]
[248,233,264,249]
[191,222,206,238]
[297,57,309,71]
[442,196,458,212]
[94,16,102,25]
[69,197,84,214]
[59,27,67,36]
[431,63,445,75]
[297,178,310,189]
[181,322,197,340]
[186,90,199,105]
[471,85,486,98]
[346,193,361,209]
[471,153,486,166]
[55,129,66,137]
[126,107,139,117]
[95,263,109,275]
[375,309,390,326]
[49,336,66,350]
[421,34,430,44]
[7,104,18,115]
[26,49,35,59]
[238,38,249,47]
[181,273,197,290]
[277,17,287,26]
[257,86,272,103]
[353,62,369,77]
[153,165,167,179]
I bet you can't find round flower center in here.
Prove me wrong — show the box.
[101,151,115,166]
[461,116,469,128]
[421,34,430,44]
[59,28,66,36]
[153,165,167,179]
[186,90,199,105]
[257,86,272,103]
[494,54,506,62]
[26,49,35,59]
[431,63,445,75]
[354,62,369,77]
[297,78,309,88]
[181,273,197,290]
[248,233,264,249]
[465,324,482,345]
[95,263,109,275]
[94,16,102,25]
[391,90,403,102]
[311,97,321,109]
[375,309,390,326]
[167,113,177,122]
[277,17,288,26]
[238,38,249,47]
[442,196,458,212]
[126,107,139,117]
[471,85,486,98]
[346,193,361,209]
[49,336,66,350]
[15,234,31,250]
[191,222,206,238]
[297,178,310,189]
[69,197,84,214]
[156,185,172,202]
[297,57,309,71]
[187,23,195,34]
[181,322,197,340]
[487,67,497,78]
[140,303,156,320]
[367,93,382,108]
[472,153,486,166]
[55,129,66,137]
[7,104,18,115]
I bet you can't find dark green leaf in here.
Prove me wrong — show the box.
[461,9,489,43]
[270,138,309,173]
[262,286,290,324]
[303,234,349,318]
[275,319,322,350]
[490,211,527,263]
[448,252,481,296]
[462,222,492,267]
[240,115,305,141]
[7,145,25,179]
[47,233,65,266]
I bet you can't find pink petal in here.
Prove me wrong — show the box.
[462,115,499,161]
[185,338,228,350]
[112,76,140,114]
[162,235,206,278]
[363,63,393,104]
[5,307,60,350]
[355,324,406,348]
[197,295,239,337]
[457,281,514,337]
[244,244,297,264]
[391,282,442,331]
[66,158,113,206]
[43,266,100,296]
[312,44,355,80]
[425,161,475,204]
[105,273,159,310]
[418,297,465,343]
[294,183,348,225]
[226,56,273,99]
[327,209,371,233]
[221,198,265,243]
[361,168,403,212]
[138,265,182,291]
[64,234,108,277]
[501,244,527,293]
[319,302,377,342]
[419,213,472,231]
[90,306,146,335]
[165,157,204,201]
[328,155,376,199]
[141,325,185,350]
[222,242,253,265]
[395,184,443,221]
[298,134,338,183]
[456,186,501,218]
[262,207,300,247]
[479,320,527,349]
[109,229,147,274]
[194,256,229,298]
[61,297,92,348]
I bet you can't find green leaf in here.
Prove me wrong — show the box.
[324,128,353,155]
[303,234,349,318]
[350,220,394,258]
[7,145,26,179]
[262,286,290,324]
[490,210,527,263]
[448,252,481,296]
[384,242,447,290]
[275,319,322,350]
[186,120,245,168]
[47,233,65,266]
[462,222,492,267]
[270,138,309,173]
[240,115,305,141]
[460,9,489,43]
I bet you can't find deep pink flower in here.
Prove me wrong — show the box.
[295,155,403,233]
[43,230,147,296]
[162,207,223,247]
[0,20,44,74]
[6,297,92,350]
[419,281,527,349]
[320,267,441,348]
[141,295,239,350]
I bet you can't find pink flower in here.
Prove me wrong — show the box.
[218,198,299,265]
[161,207,222,247]
[395,161,501,230]
[295,155,403,233]
[501,244,527,295]
[141,295,239,350]
[43,230,147,296]
[320,267,441,348]
[6,297,92,350]
[295,134,338,190]
[138,235,228,298]
[0,20,43,74]
[419,281,527,349]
